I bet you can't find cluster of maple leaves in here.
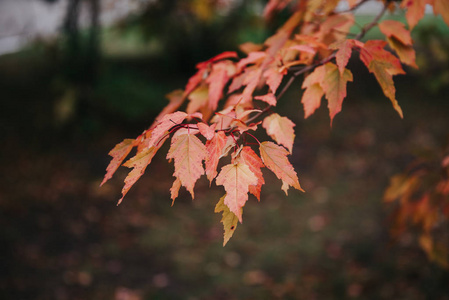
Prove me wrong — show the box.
[102,0,449,246]
[384,153,449,267]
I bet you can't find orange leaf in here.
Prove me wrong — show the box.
[239,146,265,201]
[379,20,413,46]
[320,63,353,125]
[101,139,134,186]
[368,59,403,118]
[433,0,449,27]
[148,111,188,147]
[259,141,304,195]
[359,40,405,76]
[262,113,296,153]
[216,162,258,222]
[401,0,427,29]
[334,39,354,75]
[386,36,418,68]
[205,131,227,183]
[301,83,324,118]
[119,136,168,204]
[170,178,182,206]
[166,128,206,198]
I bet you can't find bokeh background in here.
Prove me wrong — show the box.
[1,0,448,299]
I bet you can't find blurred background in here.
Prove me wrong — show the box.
[1,0,448,299]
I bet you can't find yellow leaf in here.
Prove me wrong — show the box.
[215,195,239,246]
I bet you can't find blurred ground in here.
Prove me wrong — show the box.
[1,6,449,299]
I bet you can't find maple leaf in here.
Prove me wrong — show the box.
[262,113,296,153]
[379,20,417,68]
[119,136,168,204]
[206,61,235,110]
[254,93,277,106]
[239,147,265,201]
[263,67,286,94]
[237,51,266,70]
[195,51,239,69]
[379,20,413,46]
[215,162,258,222]
[333,39,354,75]
[386,37,418,68]
[184,68,207,97]
[368,59,403,118]
[101,139,135,186]
[358,41,404,117]
[197,122,217,140]
[320,63,353,124]
[205,131,227,183]
[166,128,206,198]
[187,85,209,115]
[302,63,352,124]
[359,40,405,75]
[433,0,449,27]
[259,141,304,195]
[170,177,182,206]
[215,194,239,246]
[148,111,188,147]
[401,0,427,29]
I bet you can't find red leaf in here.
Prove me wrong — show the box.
[206,61,233,110]
[184,68,207,97]
[205,131,227,183]
[148,111,188,147]
[239,146,265,201]
[195,51,239,69]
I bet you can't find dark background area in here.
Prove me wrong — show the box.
[1,1,449,299]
